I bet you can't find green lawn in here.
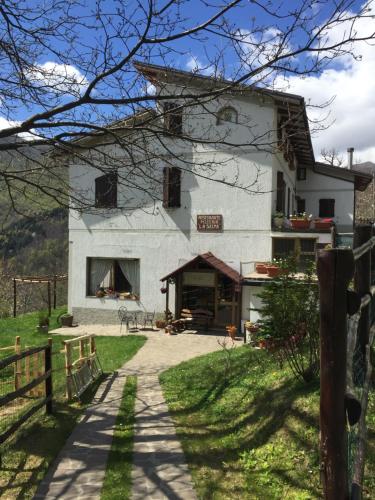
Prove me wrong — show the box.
[101,375,137,500]
[160,346,375,500]
[0,308,146,499]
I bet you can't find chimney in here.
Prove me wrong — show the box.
[347,147,354,169]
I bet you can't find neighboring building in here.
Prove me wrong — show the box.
[353,162,375,223]
[67,62,371,327]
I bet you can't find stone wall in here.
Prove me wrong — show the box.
[356,180,375,223]
[72,307,165,325]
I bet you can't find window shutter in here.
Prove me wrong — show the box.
[95,173,117,208]
[276,171,285,213]
[163,167,181,208]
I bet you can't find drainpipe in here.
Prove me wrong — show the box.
[347,147,354,169]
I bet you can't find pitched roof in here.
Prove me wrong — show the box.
[134,61,315,168]
[161,252,242,283]
[313,162,372,191]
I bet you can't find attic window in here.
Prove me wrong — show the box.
[95,173,117,208]
[164,102,183,135]
[163,167,181,208]
[217,106,238,125]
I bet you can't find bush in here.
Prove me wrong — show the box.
[257,259,319,383]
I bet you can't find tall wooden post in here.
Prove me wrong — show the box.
[165,281,169,321]
[64,342,73,400]
[13,279,16,318]
[354,224,372,356]
[317,248,354,500]
[14,336,21,390]
[45,338,53,414]
[53,276,57,309]
[47,281,51,317]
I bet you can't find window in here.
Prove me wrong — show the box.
[163,166,181,208]
[217,106,238,125]
[87,258,140,296]
[164,102,183,135]
[287,187,291,217]
[297,198,306,214]
[297,167,307,180]
[95,173,117,208]
[319,199,335,217]
[273,237,316,271]
[276,171,286,214]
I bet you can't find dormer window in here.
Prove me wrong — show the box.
[95,172,117,208]
[164,102,183,135]
[217,106,238,125]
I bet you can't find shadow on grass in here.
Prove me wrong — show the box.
[161,348,322,499]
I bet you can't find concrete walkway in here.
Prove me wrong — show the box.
[35,329,242,499]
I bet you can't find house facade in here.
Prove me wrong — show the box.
[67,62,371,328]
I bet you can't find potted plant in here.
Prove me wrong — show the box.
[245,321,259,333]
[156,319,167,329]
[265,260,280,278]
[96,287,105,298]
[37,312,49,333]
[289,212,312,230]
[226,324,237,340]
[59,313,73,327]
[255,262,268,274]
[273,211,284,229]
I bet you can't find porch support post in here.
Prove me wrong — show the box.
[165,280,169,321]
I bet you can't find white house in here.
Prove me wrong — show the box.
[67,62,371,328]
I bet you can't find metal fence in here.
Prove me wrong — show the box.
[317,224,374,499]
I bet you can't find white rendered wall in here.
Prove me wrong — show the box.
[297,170,354,231]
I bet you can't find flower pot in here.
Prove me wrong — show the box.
[255,263,268,274]
[60,314,73,327]
[314,221,332,230]
[266,265,280,278]
[291,219,310,230]
[273,216,284,229]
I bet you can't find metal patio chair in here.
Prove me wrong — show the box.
[143,311,155,329]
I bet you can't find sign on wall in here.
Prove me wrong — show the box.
[183,272,215,287]
[197,214,223,232]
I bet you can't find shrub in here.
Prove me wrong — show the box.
[257,259,319,383]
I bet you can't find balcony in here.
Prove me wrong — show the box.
[272,214,333,234]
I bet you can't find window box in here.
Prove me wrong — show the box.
[314,218,333,230]
[255,263,268,274]
[291,219,310,230]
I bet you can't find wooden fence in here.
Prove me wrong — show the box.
[0,343,52,451]
[62,334,102,400]
[317,224,375,499]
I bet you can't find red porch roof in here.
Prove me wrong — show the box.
[161,252,242,284]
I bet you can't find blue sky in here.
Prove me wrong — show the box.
[2,0,375,161]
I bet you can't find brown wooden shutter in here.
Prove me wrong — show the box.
[163,167,181,208]
[276,171,285,213]
[95,173,117,208]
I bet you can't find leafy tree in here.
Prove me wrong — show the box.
[257,260,320,383]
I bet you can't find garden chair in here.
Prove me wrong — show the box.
[143,311,155,329]
[118,306,133,333]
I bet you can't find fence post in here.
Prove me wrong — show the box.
[14,336,21,390]
[317,248,354,500]
[64,342,73,400]
[45,338,53,414]
[13,279,16,317]
[354,224,372,356]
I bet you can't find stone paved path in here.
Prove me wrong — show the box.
[35,329,242,499]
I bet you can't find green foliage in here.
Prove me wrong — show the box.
[101,376,137,500]
[160,346,323,499]
[257,259,320,383]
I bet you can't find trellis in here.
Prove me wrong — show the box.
[12,274,68,317]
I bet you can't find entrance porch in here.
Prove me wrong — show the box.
[161,252,242,330]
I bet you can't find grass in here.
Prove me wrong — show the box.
[160,345,375,500]
[101,376,137,500]
[0,308,146,499]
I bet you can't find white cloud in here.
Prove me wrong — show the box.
[27,62,89,96]
[185,56,215,76]
[273,10,375,163]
